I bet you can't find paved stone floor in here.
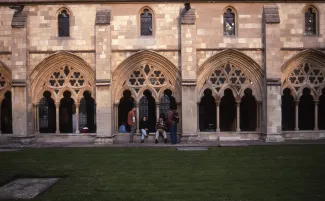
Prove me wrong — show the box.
[0,178,60,200]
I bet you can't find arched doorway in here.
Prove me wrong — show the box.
[39,91,56,133]
[1,91,12,134]
[281,50,325,134]
[240,88,257,131]
[112,51,181,135]
[220,89,236,131]
[199,89,216,131]
[30,52,95,134]
[118,90,134,132]
[139,89,156,132]
[281,88,295,131]
[79,91,96,133]
[59,91,75,133]
[299,88,314,130]
[197,50,263,135]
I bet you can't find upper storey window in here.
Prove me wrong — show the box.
[58,10,70,37]
[304,7,317,36]
[223,8,236,36]
[140,8,153,36]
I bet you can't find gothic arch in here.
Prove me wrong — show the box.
[30,51,95,105]
[112,50,181,103]
[0,61,12,103]
[197,49,263,102]
[137,85,158,102]
[157,86,177,101]
[281,49,325,100]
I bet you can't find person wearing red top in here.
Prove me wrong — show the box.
[127,106,136,143]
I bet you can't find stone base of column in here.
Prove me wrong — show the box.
[180,134,199,144]
[94,135,114,144]
[11,135,37,145]
[260,134,285,142]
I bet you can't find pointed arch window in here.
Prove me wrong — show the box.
[58,9,70,37]
[304,7,317,36]
[140,8,153,36]
[223,8,236,36]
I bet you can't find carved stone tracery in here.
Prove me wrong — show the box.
[283,62,325,99]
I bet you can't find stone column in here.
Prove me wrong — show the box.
[55,103,60,134]
[180,3,198,143]
[10,6,35,144]
[314,101,318,130]
[216,101,220,132]
[114,104,118,132]
[136,102,140,133]
[261,5,284,142]
[35,104,39,133]
[156,103,160,119]
[236,102,241,132]
[94,9,113,144]
[75,103,80,134]
[295,100,299,131]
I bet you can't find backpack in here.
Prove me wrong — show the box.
[172,110,179,124]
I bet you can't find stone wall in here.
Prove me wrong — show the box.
[1,2,325,142]
[0,7,14,53]
[28,5,97,52]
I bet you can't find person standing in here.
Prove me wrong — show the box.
[127,106,136,143]
[167,106,179,144]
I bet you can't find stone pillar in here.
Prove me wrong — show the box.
[180,3,198,143]
[114,104,118,132]
[314,101,318,130]
[261,5,285,142]
[94,9,113,144]
[75,103,80,134]
[55,103,60,134]
[10,6,35,144]
[156,103,160,119]
[216,101,220,132]
[34,104,39,133]
[236,102,241,132]
[295,100,299,131]
[136,102,140,133]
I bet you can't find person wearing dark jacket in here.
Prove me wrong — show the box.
[140,116,149,143]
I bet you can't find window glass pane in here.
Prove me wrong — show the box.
[59,10,70,37]
[224,8,235,36]
[141,9,153,36]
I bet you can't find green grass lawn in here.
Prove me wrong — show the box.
[1,145,325,201]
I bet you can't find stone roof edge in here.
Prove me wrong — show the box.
[0,0,324,5]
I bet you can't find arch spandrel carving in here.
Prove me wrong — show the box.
[113,50,181,103]
[197,49,263,102]
[30,51,95,104]
[281,49,325,100]
[0,61,12,103]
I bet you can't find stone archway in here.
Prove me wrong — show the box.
[112,50,181,133]
[0,62,12,134]
[30,51,95,134]
[197,50,263,133]
[281,49,325,132]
